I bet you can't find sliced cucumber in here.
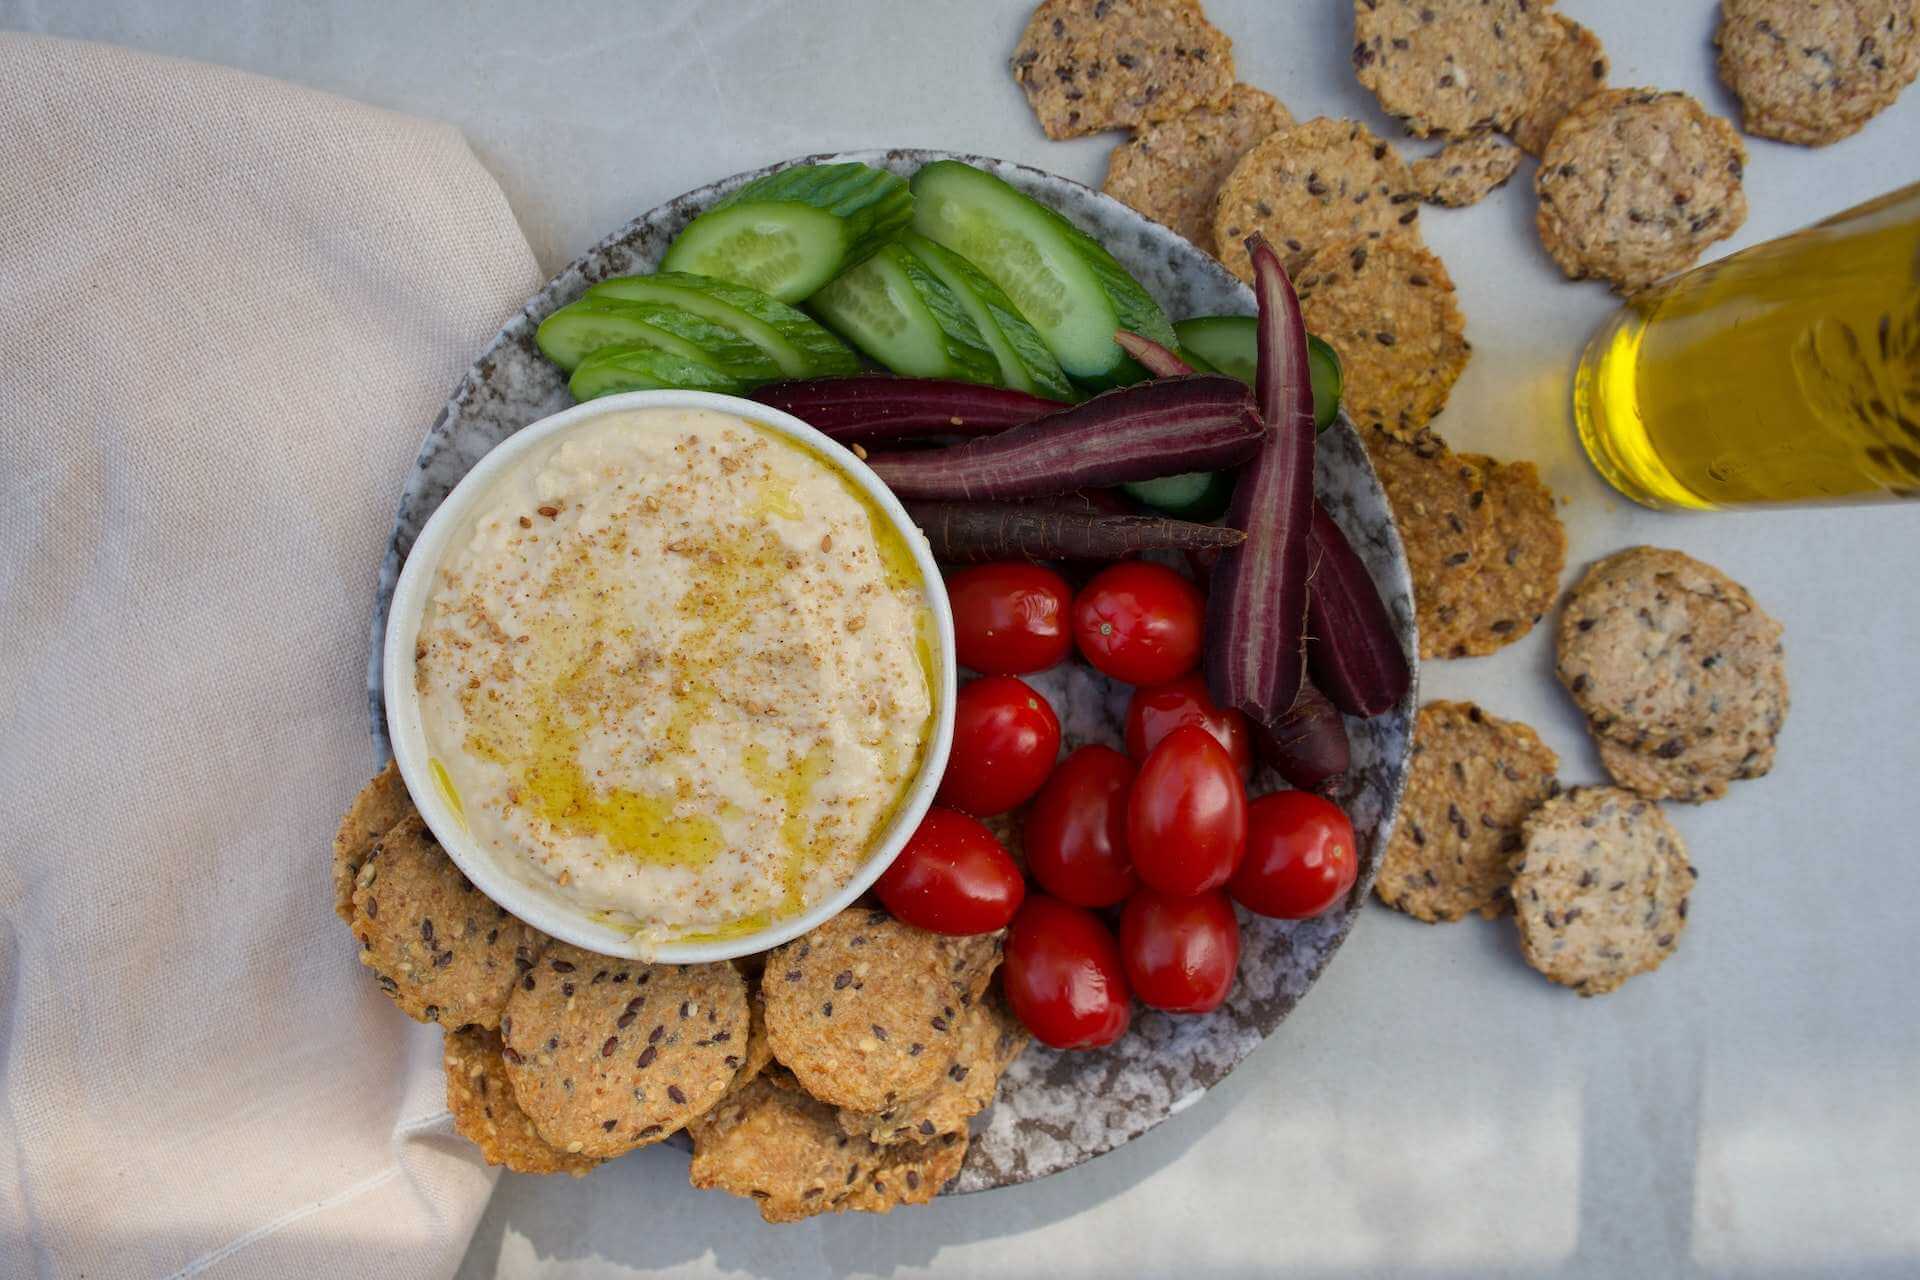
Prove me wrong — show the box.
[896,231,1075,401]
[807,242,999,383]
[569,342,749,401]
[1174,316,1345,430]
[909,160,1177,388]
[1175,346,1219,375]
[661,163,912,303]
[1120,469,1237,522]
[587,272,857,379]
[535,299,782,380]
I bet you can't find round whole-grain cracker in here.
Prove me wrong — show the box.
[444,1026,599,1177]
[1511,13,1611,156]
[1716,0,1920,146]
[1410,133,1522,207]
[1535,89,1749,293]
[1102,84,1293,251]
[1352,0,1561,138]
[1510,786,1694,996]
[1011,0,1235,141]
[1376,701,1561,922]
[348,813,548,1030]
[500,945,748,1158]
[763,908,1004,1115]
[1212,117,1422,280]
[1364,428,1488,658]
[689,1076,968,1223]
[1557,546,1788,802]
[331,760,413,923]
[1449,452,1566,656]
[1297,239,1468,440]
[838,992,1030,1146]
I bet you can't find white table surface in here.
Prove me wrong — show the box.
[11,2,1917,1275]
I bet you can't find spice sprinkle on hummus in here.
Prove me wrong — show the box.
[414,406,934,947]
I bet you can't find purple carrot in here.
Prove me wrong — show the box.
[1115,330,1194,378]
[1204,233,1316,727]
[1306,503,1413,717]
[1252,679,1351,795]
[862,375,1264,501]
[906,501,1246,563]
[748,375,1061,443]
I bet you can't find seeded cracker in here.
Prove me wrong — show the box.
[1212,118,1422,281]
[1011,0,1235,141]
[1103,84,1294,251]
[1557,546,1789,803]
[689,1076,968,1222]
[1716,0,1920,146]
[331,759,413,923]
[1364,429,1487,658]
[838,991,1030,1145]
[1410,134,1521,207]
[1535,89,1749,294]
[1296,238,1468,440]
[500,944,748,1158]
[1510,787,1694,996]
[1351,0,1561,138]
[444,1026,599,1177]
[1376,701,1561,921]
[1451,452,1565,655]
[348,813,548,1030]
[1511,14,1610,156]
[762,908,1004,1114]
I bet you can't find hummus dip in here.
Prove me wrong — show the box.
[414,406,934,946]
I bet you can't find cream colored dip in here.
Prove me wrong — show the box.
[413,406,934,945]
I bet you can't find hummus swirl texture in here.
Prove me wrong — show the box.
[414,407,933,944]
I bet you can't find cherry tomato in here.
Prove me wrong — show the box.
[946,562,1073,676]
[1119,888,1241,1014]
[1124,673,1254,779]
[1024,745,1138,907]
[875,807,1025,934]
[1126,725,1248,896]
[1071,561,1205,686]
[937,675,1061,816]
[1229,790,1358,919]
[1002,894,1132,1049]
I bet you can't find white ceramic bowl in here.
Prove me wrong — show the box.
[383,388,957,964]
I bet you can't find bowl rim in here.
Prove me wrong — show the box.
[382,387,959,964]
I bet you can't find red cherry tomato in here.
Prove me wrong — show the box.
[946,562,1073,676]
[1229,790,1359,919]
[1002,894,1132,1050]
[874,807,1025,934]
[1126,725,1248,896]
[1024,745,1138,907]
[1124,673,1254,779]
[937,675,1061,817]
[1070,561,1205,686]
[1119,888,1241,1014]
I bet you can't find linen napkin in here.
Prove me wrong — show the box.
[1,32,544,1279]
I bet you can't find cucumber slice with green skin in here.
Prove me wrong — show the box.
[535,299,782,379]
[587,272,857,379]
[1121,468,1237,522]
[568,342,750,401]
[1174,316,1345,430]
[909,160,1177,388]
[808,242,1000,383]
[1175,346,1219,375]
[896,231,1076,401]
[661,164,912,303]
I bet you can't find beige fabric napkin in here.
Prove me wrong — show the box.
[0,32,543,1279]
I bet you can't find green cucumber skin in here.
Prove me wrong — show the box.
[808,243,999,384]
[897,231,1076,401]
[661,164,913,303]
[1173,316,1345,430]
[535,299,779,379]
[587,273,857,378]
[568,342,749,401]
[910,160,1174,387]
[1121,469,1236,522]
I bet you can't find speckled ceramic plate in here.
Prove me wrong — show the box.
[367,149,1416,1195]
